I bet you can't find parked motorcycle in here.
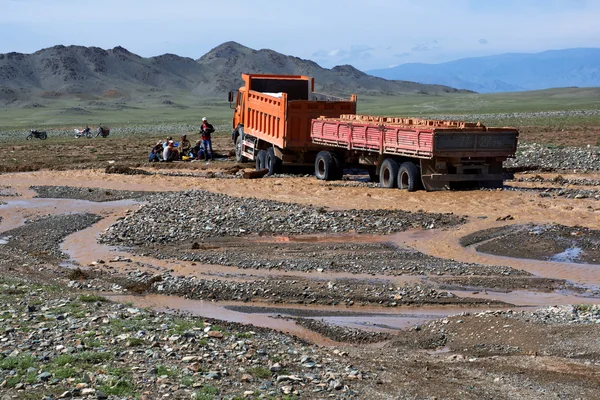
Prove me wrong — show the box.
[95,126,110,138]
[27,130,47,140]
[74,128,93,138]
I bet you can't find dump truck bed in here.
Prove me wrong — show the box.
[311,115,519,158]
[242,91,356,151]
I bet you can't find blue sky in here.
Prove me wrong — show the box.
[1,0,598,70]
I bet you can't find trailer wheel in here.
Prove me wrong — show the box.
[255,150,267,170]
[266,147,282,176]
[379,158,399,188]
[235,134,247,163]
[315,151,339,181]
[398,161,420,192]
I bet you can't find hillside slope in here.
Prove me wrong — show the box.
[0,42,467,106]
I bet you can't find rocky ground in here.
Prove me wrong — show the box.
[2,123,600,398]
[0,278,372,400]
[98,190,464,245]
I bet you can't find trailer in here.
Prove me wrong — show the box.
[311,114,519,191]
[229,74,357,175]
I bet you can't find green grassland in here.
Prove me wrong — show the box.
[1,87,599,136]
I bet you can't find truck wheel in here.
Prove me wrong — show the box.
[314,151,339,181]
[266,147,282,176]
[235,134,247,163]
[398,161,420,192]
[379,159,399,188]
[255,150,267,170]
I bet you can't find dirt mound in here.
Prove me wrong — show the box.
[105,165,153,176]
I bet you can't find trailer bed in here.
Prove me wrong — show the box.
[311,115,518,158]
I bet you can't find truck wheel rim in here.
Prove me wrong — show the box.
[317,160,325,176]
[400,171,409,188]
[382,168,391,186]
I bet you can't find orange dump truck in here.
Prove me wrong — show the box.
[229,74,356,173]
[229,74,519,190]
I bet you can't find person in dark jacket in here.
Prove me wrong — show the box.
[148,141,163,162]
[200,117,215,160]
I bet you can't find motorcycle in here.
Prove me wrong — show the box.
[95,126,110,138]
[27,129,47,140]
[74,128,93,138]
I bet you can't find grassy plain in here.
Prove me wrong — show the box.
[0,87,599,147]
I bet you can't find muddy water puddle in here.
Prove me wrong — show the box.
[3,193,600,343]
[106,293,498,345]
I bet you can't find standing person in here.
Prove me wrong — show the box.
[200,117,215,161]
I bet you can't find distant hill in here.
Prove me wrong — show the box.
[367,48,600,93]
[0,42,467,106]
[197,42,468,96]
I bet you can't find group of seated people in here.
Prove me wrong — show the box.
[148,134,211,162]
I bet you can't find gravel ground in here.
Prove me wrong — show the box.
[0,213,101,264]
[125,269,501,308]
[99,190,464,246]
[0,278,371,399]
[138,240,527,277]
[506,142,600,172]
[31,186,150,202]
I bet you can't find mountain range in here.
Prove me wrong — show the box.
[0,42,466,106]
[367,48,600,93]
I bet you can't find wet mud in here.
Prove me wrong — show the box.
[464,223,600,264]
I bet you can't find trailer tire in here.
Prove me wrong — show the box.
[235,134,247,163]
[398,161,420,192]
[379,158,399,188]
[266,147,282,176]
[315,151,339,181]
[255,150,267,170]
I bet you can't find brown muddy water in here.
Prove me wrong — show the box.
[2,191,600,345]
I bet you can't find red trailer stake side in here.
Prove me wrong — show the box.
[311,115,519,191]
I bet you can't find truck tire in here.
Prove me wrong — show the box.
[235,134,247,163]
[255,150,267,170]
[398,161,420,192]
[379,158,399,188]
[266,147,282,176]
[315,151,339,181]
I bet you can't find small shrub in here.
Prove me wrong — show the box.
[248,366,271,379]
